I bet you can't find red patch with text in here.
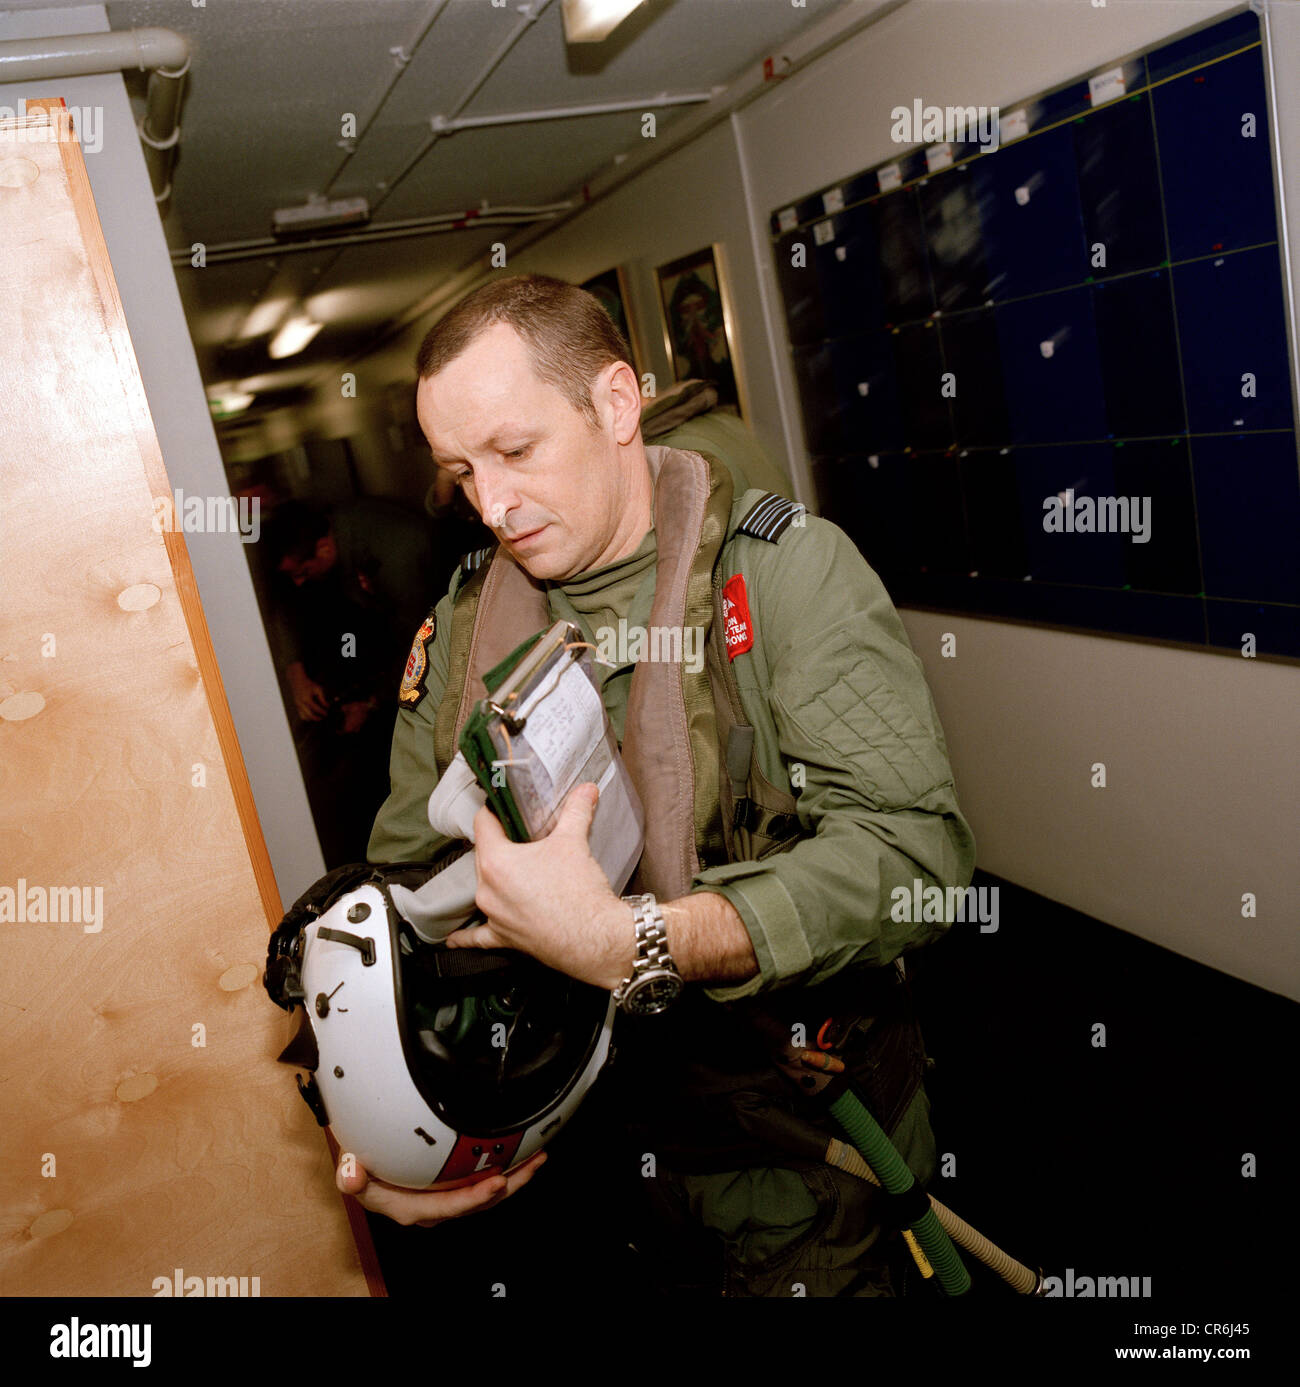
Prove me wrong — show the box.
[722,573,754,660]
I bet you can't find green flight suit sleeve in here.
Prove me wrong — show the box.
[692,515,977,1001]
[365,572,460,864]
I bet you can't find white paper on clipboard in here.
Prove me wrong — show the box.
[514,656,604,796]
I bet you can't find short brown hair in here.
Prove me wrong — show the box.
[414,273,634,430]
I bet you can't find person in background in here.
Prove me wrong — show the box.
[264,497,439,866]
[640,378,795,500]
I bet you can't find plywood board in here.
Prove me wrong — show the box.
[0,99,380,1296]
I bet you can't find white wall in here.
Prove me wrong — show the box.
[0,5,324,905]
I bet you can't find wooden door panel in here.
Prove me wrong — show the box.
[0,100,379,1297]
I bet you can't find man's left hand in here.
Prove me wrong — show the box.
[445,782,633,991]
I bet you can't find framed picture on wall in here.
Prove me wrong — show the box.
[655,244,744,417]
[581,266,640,375]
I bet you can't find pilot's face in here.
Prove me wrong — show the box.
[416,321,636,581]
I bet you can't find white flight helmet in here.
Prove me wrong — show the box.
[265,750,644,1189]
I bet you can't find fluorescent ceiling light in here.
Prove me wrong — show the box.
[208,390,255,419]
[268,313,323,360]
[273,196,370,238]
[561,0,645,43]
[239,297,293,340]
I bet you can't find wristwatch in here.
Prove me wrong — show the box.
[611,893,683,1016]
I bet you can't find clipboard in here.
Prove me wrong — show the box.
[457,620,643,867]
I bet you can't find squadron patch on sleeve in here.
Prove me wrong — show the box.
[399,609,437,708]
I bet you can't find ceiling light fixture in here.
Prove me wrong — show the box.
[268,313,323,360]
[561,0,645,44]
[272,196,370,238]
[207,390,255,419]
[239,296,295,341]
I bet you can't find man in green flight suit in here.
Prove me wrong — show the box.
[348,272,977,1297]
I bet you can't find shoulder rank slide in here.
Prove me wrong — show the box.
[737,493,805,542]
[460,545,496,577]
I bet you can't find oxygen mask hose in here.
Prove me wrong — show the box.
[749,1013,974,1294]
[799,1051,1040,1294]
[823,1134,1041,1295]
[825,1083,971,1296]
[780,1037,970,1295]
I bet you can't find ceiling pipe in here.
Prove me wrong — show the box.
[0,27,190,208]
[324,0,451,195]
[137,53,189,207]
[369,0,556,217]
[171,203,575,266]
[430,89,718,133]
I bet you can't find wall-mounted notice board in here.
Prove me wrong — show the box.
[0,100,379,1296]
[770,8,1300,658]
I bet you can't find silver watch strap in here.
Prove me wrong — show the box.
[628,893,674,971]
[613,893,678,1003]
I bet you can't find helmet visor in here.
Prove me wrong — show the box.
[395,920,609,1136]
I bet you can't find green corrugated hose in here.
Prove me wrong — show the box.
[828,1088,972,1296]
[825,1138,1041,1294]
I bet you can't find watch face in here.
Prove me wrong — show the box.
[627,971,682,1017]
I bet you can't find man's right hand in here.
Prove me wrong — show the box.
[336,1150,548,1227]
[287,662,330,722]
